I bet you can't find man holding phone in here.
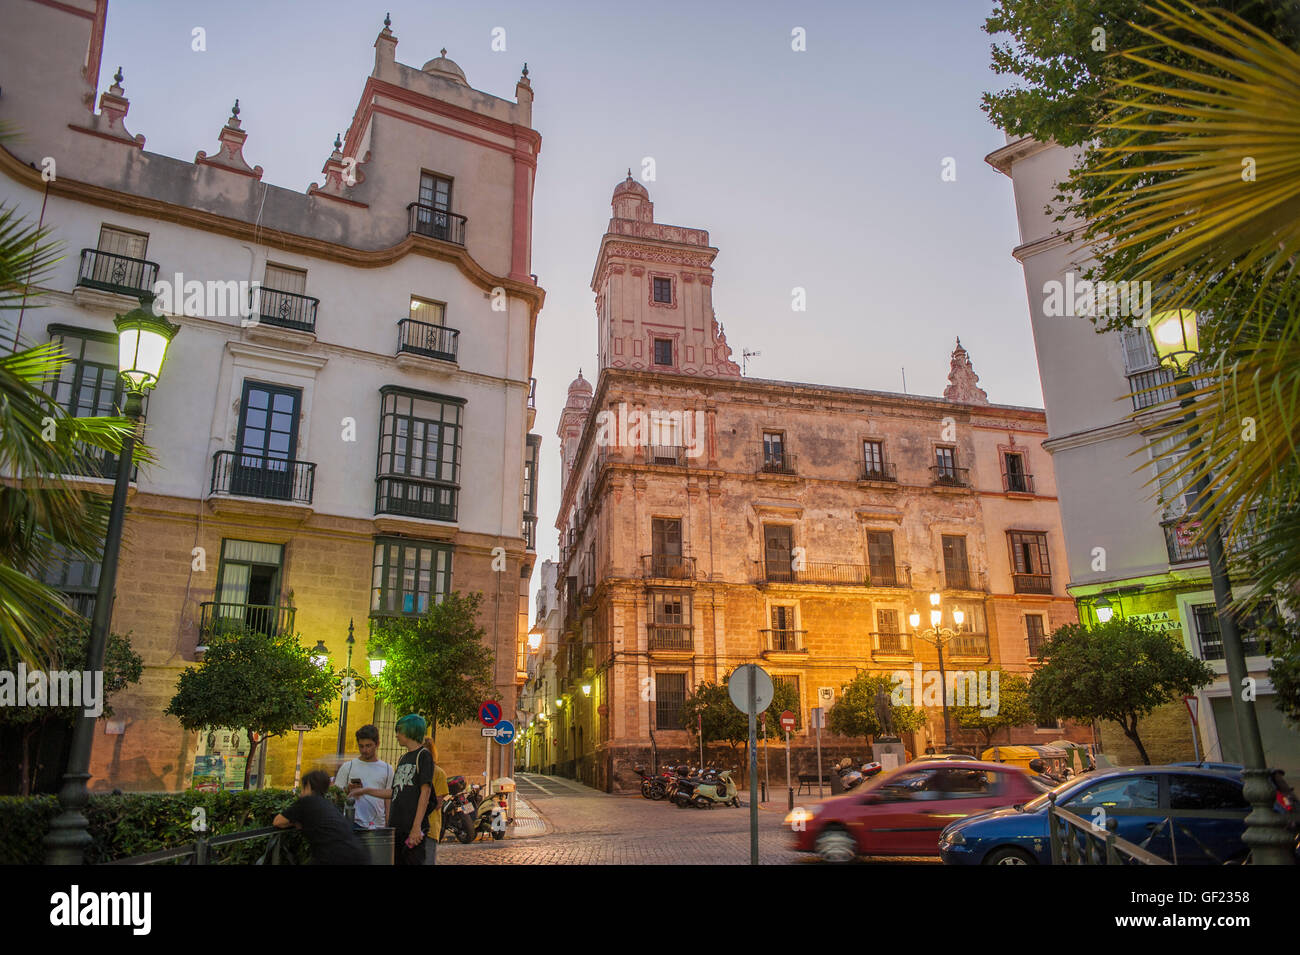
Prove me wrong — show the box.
[333,724,393,830]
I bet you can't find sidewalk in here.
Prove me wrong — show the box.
[507,794,548,839]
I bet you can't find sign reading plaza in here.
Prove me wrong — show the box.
[0,664,104,717]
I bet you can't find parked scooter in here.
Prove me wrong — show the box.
[635,765,669,800]
[671,766,740,808]
[438,775,476,844]
[473,784,509,840]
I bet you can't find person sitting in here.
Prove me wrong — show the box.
[273,769,368,865]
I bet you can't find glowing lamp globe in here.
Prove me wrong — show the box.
[310,640,329,669]
[1096,596,1114,624]
[369,657,387,677]
[1147,310,1199,371]
[952,609,965,628]
[909,610,921,629]
[115,307,179,394]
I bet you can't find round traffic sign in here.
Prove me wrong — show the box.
[780,710,796,732]
[728,664,774,715]
[478,700,501,727]
[494,720,515,745]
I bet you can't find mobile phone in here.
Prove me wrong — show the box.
[350,777,362,789]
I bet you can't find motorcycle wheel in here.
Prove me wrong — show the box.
[693,795,712,810]
[492,830,505,841]
[455,819,475,844]
[641,781,653,799]
[674,795,690,808]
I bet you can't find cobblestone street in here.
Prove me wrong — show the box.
[437,773,937,865]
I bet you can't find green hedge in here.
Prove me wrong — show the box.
[0,787,348,865]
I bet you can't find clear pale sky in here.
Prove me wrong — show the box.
[95,0,1033,578]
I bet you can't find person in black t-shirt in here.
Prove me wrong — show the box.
[354,713,433,865]
[274,769,368,865]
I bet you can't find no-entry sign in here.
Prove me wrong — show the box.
[780,710,796,733]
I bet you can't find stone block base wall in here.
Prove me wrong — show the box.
[1097,701,1196,766]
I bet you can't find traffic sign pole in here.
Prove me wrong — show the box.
[784,729,792,811]
[748,666,758,866]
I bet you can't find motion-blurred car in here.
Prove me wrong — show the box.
[788,761,1047,863]
[938,765,1253,865]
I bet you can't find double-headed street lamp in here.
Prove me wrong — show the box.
[1147,310,1292,864]
[45,306,179,865]
[909,592,965,748]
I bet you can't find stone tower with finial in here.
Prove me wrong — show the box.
[943,337,989,405]
[590,171,741,379]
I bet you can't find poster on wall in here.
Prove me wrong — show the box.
[223,756,248,792]
[191,755,224,792]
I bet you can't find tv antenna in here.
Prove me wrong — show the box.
[742,349,761,375]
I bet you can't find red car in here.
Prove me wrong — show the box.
[789,761,1047,862]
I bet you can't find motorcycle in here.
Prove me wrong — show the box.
[473,785,509,840]
[672,767,740,808]
[438,775,476,844]
[634,765,669,800]
[840,760,884,792]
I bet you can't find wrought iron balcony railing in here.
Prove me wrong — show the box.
[868,566,912,588]
[642,554,696,579]
[251,286,319,333]
[761,628,806,652]
[397,318,459,362]
[1012,573,1053,594]
[77,248,158,297]
[1128,366,1181,411]
[860,461,898,482]
[757,450,798,475]
[199,601,295,640]
[930,465,971,487]
[407,202,468,246]
[375,475,458,522]
[1003,471,1035,494]
[871,631,910,654]
[949,633,990,657]
[211,451,315,504]
[647,445,688,466]
[1161,514,1254,565]
[756,560,870,585]
[522,516,537,551]
[648,625,694,651]
[943,568,982,591]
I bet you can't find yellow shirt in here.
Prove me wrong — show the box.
[427,766,450,835]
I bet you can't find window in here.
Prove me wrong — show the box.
[376,388,464,522]
[762,432,787,471]
[866,531,897,586]
[46,326,132,478]
[1066,776,1158,811]
[876,769,938,801]
[653,338,673,365]
[1026,614,1047,656]
[371,538,453,616]
[209,540,287,634]
[1008,531,1052,593]
[935,446,956,474]
[862,440,885,479]
[931,769,994,797]
[648,591,692,650]
[650,518,683,576]
[763,524,794,581]
[655,672,687,729]
[231,382,302,500]
[768,605,799,651]
[1003,452,1030,493]
[771,675,801,728]
[412,172,458,242]
[941,535,970,589]
[1192,603,1273,660]
[41,544,101,620]
[97,225,148,260]
[876,608,904,652]
[419,172,452,212]
[1169,775,1249,811]
[1151,432,1198,519]
[652,277,672,304]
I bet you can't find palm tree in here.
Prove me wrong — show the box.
[0,171,143,666]
[1070,1,1300,601]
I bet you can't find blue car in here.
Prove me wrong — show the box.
[938,766,1251,865]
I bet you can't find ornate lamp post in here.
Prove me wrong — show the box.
[1147,310,1292,864]
[908,592,966,749]
[45,307,179,865]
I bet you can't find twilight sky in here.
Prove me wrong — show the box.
[96,0,1034,574]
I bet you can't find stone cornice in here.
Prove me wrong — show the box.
[1041,417,1143,454]
[983,135,1054,176]
[1011,228,1081,264]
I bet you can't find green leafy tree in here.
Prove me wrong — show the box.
[367,591,495,738]
[1028,619,1214,764]
[1261,592,1300,729]
[166,629,336,789]
[951,671,1034,751]
[827,672,926,740]
[0,618,142,795]
[680,674,800,760]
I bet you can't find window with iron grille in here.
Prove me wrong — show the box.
[1026,614,1047,656]
[652,277,672,304]
[1192,603,1273,660]
[371,538,453,616]
[376,388,464,521]
[40,543,101,620]
[1003,452,1029,492]
[866,531,896,586]
[771,675,801,729]
[863,440,884,475]
[653,338,673,365]
[655,672,687,729]
[942,535,970,589]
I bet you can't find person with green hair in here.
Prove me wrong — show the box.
[353,713,433,864]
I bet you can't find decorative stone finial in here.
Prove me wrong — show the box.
[384,11,391,28]
[943,337,989,405]
[333,132,343,151]
[196,96,263,179]
[114,66,124,86]
[441,47,448,57]
[522,62,529,77]
[231,99,240,119]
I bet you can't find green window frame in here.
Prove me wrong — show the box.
[371,537,453,616]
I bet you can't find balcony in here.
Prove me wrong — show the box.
[647,445,688,466]
[860,462,898,483]
[522,516,537,551]
[871,631,910,656]
[868,565,912,589]
[1002,471,1035,494]
[942,568,985,591]
[1128,367,1180,411]
[757,450,798,476]
[930,465,971,488]
[407,202,467,246]
[199,601,295,641]
[397,318,459,362]
[210,451,315,504]
[648,625,694,652]
[1012,573,1053,594]
[1162,515,1254,565]
[77,248,159,298]
[252,286,319,333]
[375,475,457,522]
[642,554,696,580]
[949,633,990,657]
[756,560,870,586]
[761,629,806,653]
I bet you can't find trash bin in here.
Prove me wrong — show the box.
[356,826,395,865]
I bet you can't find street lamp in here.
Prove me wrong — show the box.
[337,619,356,757]
[45,305,179,865]
[1146,311,1292,864]
[1095,596,1114,623]
[909,592,966,748]
[310,641,330,669]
